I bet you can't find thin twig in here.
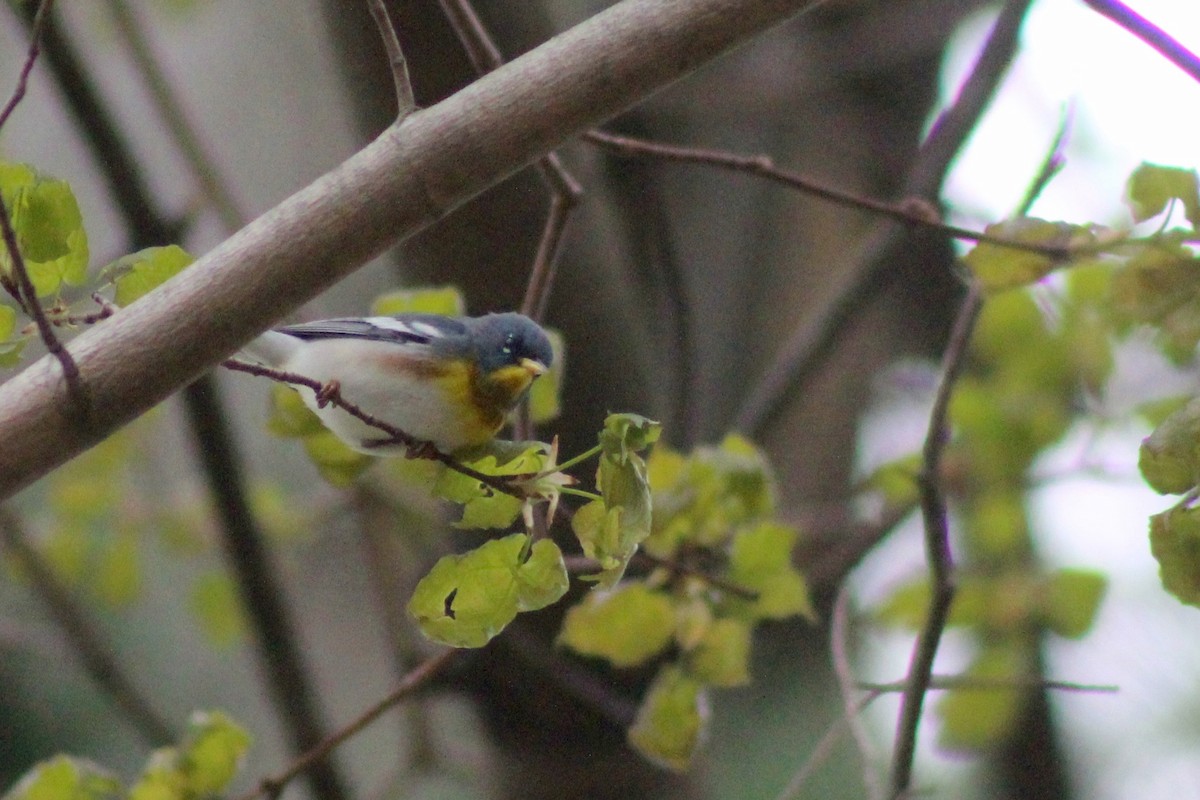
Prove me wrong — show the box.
[584,129,1067,261]
[366,0,417,117]
[734,0,1035,438]
[0,0,85,411]
[0,506,174,745]
[236,649,459,800]
[221,358,527,498]
[103,0,247,232]
[862,676,1119,695]
[773,690,885,800]
[1080,0,1200,84]
[831,586,883,800]
[888,281,983,799]
[435,0,583,325]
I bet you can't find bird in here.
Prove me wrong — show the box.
[241,311,554,456]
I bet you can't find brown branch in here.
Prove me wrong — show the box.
[0,0,828,499]
[221,358,528,498]
[0,506,174,745]
[0,0,85,412]
[830,586,883,800]
[1080,0,1200,84]
[888,282,982,799]
[584,129,1069,260]
[236,649,459,800]
[366,0,417,117]
[435,0,583,326]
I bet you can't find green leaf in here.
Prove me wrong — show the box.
[1126,162,1200,229]
[190,572,247,648]
[0,163,89,297]
[627,666,708,771]
[128,750,184,800]
[408,533,566,648]
[1149,502,1200,606]
[557,583,675,667]
[95,528,141,608]
[685,617,751,687]
[964,218,1094,292]
[0,303,15,340]
[179,711,252,796]
[591,450,653,588]
[599,413,661,464]
[1139,396,1200,495]
[1041,568,1107,639]
[936,645,1026,752]
[2,756,120,800]
[515,538,570,611]
[301,431,376,487]
[527,328,564,424]
[370,286,465,316]
[435,443,547,529]
[107,245,194,307]
[726,521,813,621]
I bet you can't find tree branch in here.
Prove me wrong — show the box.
[0,0,821,500]
[1080,0,1200,84]
[367,0,417,117]
[888,281,982,798]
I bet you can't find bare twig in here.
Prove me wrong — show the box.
[831,587,883,800]
[366,0,417,117]
[862,676,1119,695]
[735,0,1035,437]
[584,129,1069,261]
[1080,0,1200,84]
[434,0,583,325]
[221,358,528,497]
[888,281,982,799]
[0,506,174,745]
[103,0,247,231]
[773,690,885,800]
[0,0,86,412]
[236,649,459,800]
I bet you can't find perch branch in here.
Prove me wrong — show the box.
[0,0,825,499]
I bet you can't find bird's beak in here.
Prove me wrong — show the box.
[520,358,547,377]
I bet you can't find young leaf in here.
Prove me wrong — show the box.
[964,218,1093,292]
[1041,568,1107,639]
[407,533,567,648]
[2,756,120,800]
[436,443,547,529]
[557,583,675,668]
[190,572,248,648]
[528,328,564,424]
[599,413,661,464]
[0,162,90,297]
[1139,396,1200,495]
[178,711,252,796]
[370,286,465,316]
[684,617,752,688]
[106,245,194,307]
[1149,503,1200,607]
[627,666,709,771]
[1125,162,1200,229]
[726,521,814,621]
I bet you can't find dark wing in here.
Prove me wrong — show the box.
[276,314,468,345]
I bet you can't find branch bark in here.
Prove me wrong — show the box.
[0,0,817,500]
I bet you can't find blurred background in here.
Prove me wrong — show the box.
[1,1,1198,799]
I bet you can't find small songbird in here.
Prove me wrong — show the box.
[242,312,554,455]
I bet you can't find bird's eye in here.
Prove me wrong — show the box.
[501,333,515,356]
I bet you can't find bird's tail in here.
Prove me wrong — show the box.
[239,329,298,366]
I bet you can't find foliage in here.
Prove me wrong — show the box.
[3,713,249,800]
